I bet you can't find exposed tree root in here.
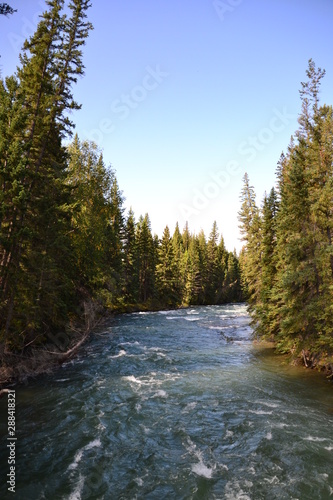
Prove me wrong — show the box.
[0,299,109,388]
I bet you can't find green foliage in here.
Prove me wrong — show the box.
[0,0,243,353]
[123,208,139,303]
[66,136,124,306]
[0,0,93,347]
[239,60,333,362]
[156,226,181,306]
[136,214,156,303]
[238,173,262,315]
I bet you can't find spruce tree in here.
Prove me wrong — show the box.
[238,173,262,315]
[171,223,185,301]
[257,188,279,338]
[239,60,333,363]
[222,251,242,303]
[215,235,228,303]
[156,226,180,306]
[182,235,202,305]
[66,137,117,302]
[0,0,92,344]
[106,172,125,298]
[205,221,222,304]
[123,208,139,304]
[274,61,333,354]
[136,214,155,303]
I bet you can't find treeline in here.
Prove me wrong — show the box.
[66,136,243,313]
[0,1,242,353]
[239,60,333,366]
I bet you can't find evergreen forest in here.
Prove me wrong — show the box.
[0,1,242,368]
[239,60,333,369]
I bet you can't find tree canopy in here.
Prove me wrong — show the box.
[239,59,333,366]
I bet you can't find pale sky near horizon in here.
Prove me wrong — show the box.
[1,0,333,252]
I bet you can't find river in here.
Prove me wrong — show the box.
[1,304,333,499]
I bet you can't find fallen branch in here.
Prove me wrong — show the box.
[302,349,309,367]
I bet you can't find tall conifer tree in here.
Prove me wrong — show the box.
[156,226,180,306]
[0,0,92,344]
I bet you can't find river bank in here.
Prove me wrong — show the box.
[1,303,332,499]
[1,302,332,390]
[0,300,185,388]
[252,340,333,383]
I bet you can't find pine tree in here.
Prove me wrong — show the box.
[239,60,333,363]
[136,214,155,303]
[0,0,92,344]
[205,221,222,303]
[306,101,333,353]
[182,221,191,251]
[197,230,208,304]
[106,171,125,299]
[123,208,139,304]
[257,188,279,338]
[155,226,180,306]
[171,223,185,300]
[66,137,117,302]
[238,173,262,315]
[214,235,228,303]
[182,235,202,305]
[274,61,333,354]
[222,251,242,302]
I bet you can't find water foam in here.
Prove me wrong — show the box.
[68,449,84,471]
[185,437,215,479]
[248,409,273,415]
[303,436,329,442]
[158,309,178,315]
[255,400,280,408]
[264,475,279,484]
[109,349,127,358]
[69,474,85,500]
[123,375,143,385]
[191,461,214,478]
[152,390,168,398]
[68,439,102,471]
[182,402,197,413]
[224,480,252,500]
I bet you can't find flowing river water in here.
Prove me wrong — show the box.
[1,304,333,499]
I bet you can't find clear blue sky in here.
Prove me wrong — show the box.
[1,0,333,252]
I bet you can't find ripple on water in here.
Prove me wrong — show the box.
[3,304,333,499]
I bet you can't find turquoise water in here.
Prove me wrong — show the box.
[1,304,333,499]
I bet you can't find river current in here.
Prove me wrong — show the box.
[1,304,333,499]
